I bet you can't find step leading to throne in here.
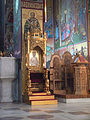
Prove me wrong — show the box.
[30,73,45,92]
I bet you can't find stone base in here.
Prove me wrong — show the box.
[0,78,14,103]
[1,98,13,103]
[56,94,90,103]
[0,57,17,103]
[58,98,90,103]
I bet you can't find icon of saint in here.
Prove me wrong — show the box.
[29,51,39,66]
[24,12,41,36]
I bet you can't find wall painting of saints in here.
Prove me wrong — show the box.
[22,8,43,40]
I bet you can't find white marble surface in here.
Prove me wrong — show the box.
[0,102,90,120]
[0,57,16,78]
[58,98,90,103]
[0,57,17,102]
[1,78,14,102]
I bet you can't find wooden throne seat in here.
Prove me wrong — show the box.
[30,73,44,83]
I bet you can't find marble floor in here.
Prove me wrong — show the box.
[0,102,90,120]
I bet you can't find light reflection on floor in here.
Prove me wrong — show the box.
[0,103,90,120]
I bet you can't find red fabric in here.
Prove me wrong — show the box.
[30,73,44,83]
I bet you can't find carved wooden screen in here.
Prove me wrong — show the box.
[53,57,60,79]
[50,54,65,94]
[62,51,74,94]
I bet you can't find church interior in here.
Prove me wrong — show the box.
[0,0,90,119]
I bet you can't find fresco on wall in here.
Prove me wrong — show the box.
[44,18,53,39]
[46,38,54,66]
[4,0,21,58]
[54,17,60,49]
[58,42,87,59]
[89,0,90,12]
[60,0,87,47]
[54,0,60,50]
[22,8,43,39]
[44,0,54,67]
[4,0,14,55]
[44,18,54,66]
[55,0,88,58]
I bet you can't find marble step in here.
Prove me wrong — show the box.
[29,95,55,100]
[31,99,58,105]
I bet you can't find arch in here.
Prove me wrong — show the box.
[33,46,44,53]
[50,53,66,94]
[62,51,73,65]
[50,53,61,68]
[31,43,45,53]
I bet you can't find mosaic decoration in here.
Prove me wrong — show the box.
[4,0,14,55]
[44,0,54,67]
[60,0,87,47]
[54,0,60,49]
[89,0,90,12]
[54,0,88,59]
[44,18,53,38]
[24,11,42,36]
[22,8,43,38]
[47,46,54,56]
[21,1,43,93]
[54,18,60,49]
[58,41,87,59]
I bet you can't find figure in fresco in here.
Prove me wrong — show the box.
[24,12,41,36]
[29,51,39,66]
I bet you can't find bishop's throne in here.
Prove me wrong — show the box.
[23,31,57,105]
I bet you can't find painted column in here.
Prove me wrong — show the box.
[87,0,90,90]
[88,4,90,69]
[59,0,62,47]
[53,0,55,53]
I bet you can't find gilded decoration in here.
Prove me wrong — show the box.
[21,3,51,98]
[21,1,43,9]
[25,32,49,94]
[30,37,45,52]
[22,8,43,93]
[26,32,46,72]
[22,9,43,37]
